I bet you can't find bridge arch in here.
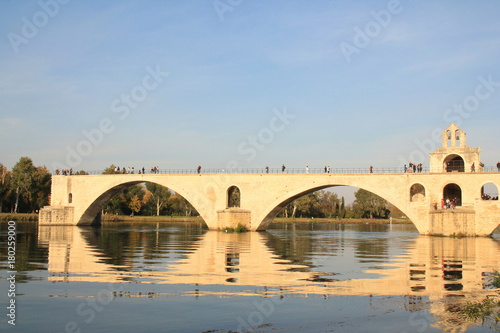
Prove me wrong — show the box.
[255,181,417,232]
[77,179,206,226]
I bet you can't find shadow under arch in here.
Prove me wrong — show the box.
[256,183,416,232]
[78,180,206,227]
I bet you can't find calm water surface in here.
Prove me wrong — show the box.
[1,222,499,333]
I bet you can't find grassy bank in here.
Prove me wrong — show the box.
[0,213,38,222]
[273,217,412,224]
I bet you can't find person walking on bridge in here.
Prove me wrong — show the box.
[197,165,201,174]
[282,164,286,173]
[497,161,500,172]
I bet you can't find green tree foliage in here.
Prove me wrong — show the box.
[352,189,390,219]
[280,189,392,220]
[167,193,198,216]
[318,191,339,218]
[340,196,346,218]
[103,164,117,174]
[282,190,341,218]
[12,157,36,213]
[103,182,197,217]
[10,157,51,213]
[31,166,51,211]
[145,182,171,216]
[0,163,13,212]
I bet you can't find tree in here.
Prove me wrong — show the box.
[104,184,147,216]
[102,164,117,174]
[352,189,390,219]
[293,193,321,218]
[12,157,36,213]
[145,182,171,216]
[318,190,339,218]
[10,157,51,213]
[0,163,13,212]
[168,194,197,216]
[128,195,143,216]
[340,196,346,218]
[30,166,51,211]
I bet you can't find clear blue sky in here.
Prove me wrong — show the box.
[2,0,500,175]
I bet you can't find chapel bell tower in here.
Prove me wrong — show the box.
[429,124,482,173]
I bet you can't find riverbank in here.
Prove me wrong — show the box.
[0,213,38,221]
[273,217,412,224]
[102,215,204,223]
[0,213,411,224]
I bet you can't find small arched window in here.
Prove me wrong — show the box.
[227,186,241,208]
[68,193,73,204]
[410,184,425,202]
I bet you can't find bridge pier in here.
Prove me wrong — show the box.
[39,206,75,226]
[217,208,252,230]
[428,208,476,236]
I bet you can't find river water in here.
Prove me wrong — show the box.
[1,222,499,332]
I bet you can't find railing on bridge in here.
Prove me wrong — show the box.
[53,166,500,176]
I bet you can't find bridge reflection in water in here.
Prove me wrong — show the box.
[38,224,500,331]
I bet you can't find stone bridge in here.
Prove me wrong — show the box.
[39,171,500,236]
[39,124,500,236]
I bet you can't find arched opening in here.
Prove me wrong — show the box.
[410,184,425,202]
[79,181,201,225]
[444,154,465,172]
[443,184,462,207]
[258,185,411,231]
[227,186,241,208]
[455,129,461,147]
[447,130,452,147]
[481,183,499,200]
[68,193,73,204]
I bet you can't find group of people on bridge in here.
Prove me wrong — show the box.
[113,166,160,174]
[404,163,423,173]
[55,168,73,175]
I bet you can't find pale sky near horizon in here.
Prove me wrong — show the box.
[2,0,500,178]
